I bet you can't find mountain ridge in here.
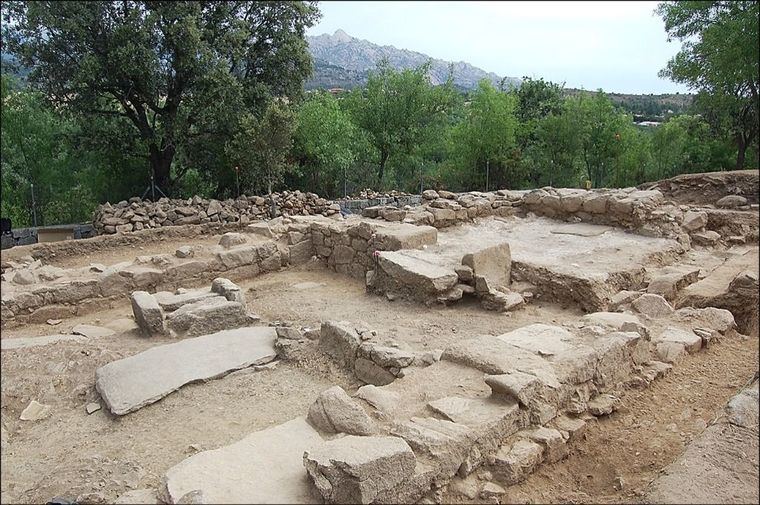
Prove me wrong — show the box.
[306,29,520,91]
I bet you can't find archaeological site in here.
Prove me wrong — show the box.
[1,170,758,504]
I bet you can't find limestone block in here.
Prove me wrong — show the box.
[131,291,166,337]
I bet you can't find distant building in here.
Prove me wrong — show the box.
[635,121,662,127]
[328,87,345,95]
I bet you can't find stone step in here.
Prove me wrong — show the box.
[160,417,324,504]
[95,326,276,415]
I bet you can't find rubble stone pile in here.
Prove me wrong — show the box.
[92,191,341,235]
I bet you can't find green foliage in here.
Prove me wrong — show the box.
[3,0,319,192]
[443,80,520,191]
[344,61,458,187]
[293,91,365,197]
[657,0,759,168]
[1,74,99,226]
[226,101,296,196]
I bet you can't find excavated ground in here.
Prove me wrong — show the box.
[1,214,758,504]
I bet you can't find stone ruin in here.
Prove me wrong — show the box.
[1,169,758,504]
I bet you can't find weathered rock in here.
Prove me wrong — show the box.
[716,195,748,208]
[275,326,303,340]
[550,415,587,442]
[524,427,567,463]
[390,416,474,482]
[485,372,541,406]
[320,320,360,368]
[654,327,702,354]
[682,211,708,232]
[12,270,36,285]
[647,269,699,301]
[115,489,159,504]
[71,324,115,339]
[587,394,618,416]
[175,246,194,258]
[218,232,247,249]
[96,326,276,415]
[490,439,544,485]
[454,265,474,283]
[307,386,375,436]
[692,230,721,245]
[582,311,641,330]
[303,435,417,504]
[131,291,166,337]
[1,333,88,351]
[376,251,458,294]
[19,400,51,421]
[86,402,101,414]
[422,190,439,200]
[154,290,219,312]
[161,417,324,504]
[461,242,511,290]
[165,297,253,337]
[632,293,674,318]
[355,357,397,386]
[210,278,245,305]
[355,385,401,418]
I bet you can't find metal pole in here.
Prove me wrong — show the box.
[151,174,156,201]
[30,183,37,227]
[343,166,347,199]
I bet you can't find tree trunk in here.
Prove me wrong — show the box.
[378,150,389,184]
[736,134,747,170]
[148,144,175,195]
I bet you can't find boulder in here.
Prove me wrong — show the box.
[682,211,708,232]
[131,291,166,337]
[175,246,194,258]
[218,232,247,249]
[307,386,375,436]
[165,297,253,337]
[211,278,246,305]
[632,293,674,318]
[461,242,511,290]
[691,230,721,245]
[716,195,748,208]
[490,439,544,485]
[303,435,417,504]
[154,290,219,312]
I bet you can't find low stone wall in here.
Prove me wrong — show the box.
[0,239,283,326]
[307,218,438,279]
[92,191,341,235]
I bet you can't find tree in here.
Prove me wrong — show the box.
[293,91,363,197]
[225,101,295,199]
[3,1,319,193]
[445,80,520,191]
[566,91,630,188]
[345,61,457,185]
[657,1,759,169]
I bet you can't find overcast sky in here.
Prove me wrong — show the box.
[307,1,690,94]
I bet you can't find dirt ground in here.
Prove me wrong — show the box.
[1,231,758,504]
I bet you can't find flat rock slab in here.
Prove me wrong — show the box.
[1,333,88,351]
[161,417,324,504]
[378,251,458,294]
[95,326,277,415]
[72,324,116,339]
[550,223,613,237]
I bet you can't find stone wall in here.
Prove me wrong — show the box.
[92,191,341,235]
[1,239,282,326]
[306,218,438,279]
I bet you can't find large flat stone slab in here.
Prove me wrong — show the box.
[95,327,276,415]
[377,251,458,294]
[1,333,88,351]
[160,417,324,504]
